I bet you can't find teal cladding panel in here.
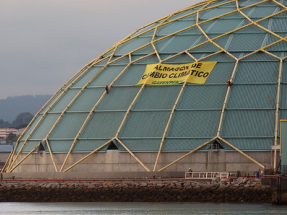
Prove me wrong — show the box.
[49,113,88,139]
[118,139,161,152]
[40,92,62,114]
[132,44,155,55]
[72,139,109,153]
[167,7,201,22]
[49,89,80,112]
[167,110,221,138]
[20,141,39,153]
[227,85,277,109]
[241,52,278,61]
[96,87,139,110]
[199,6,237,20]
[73,67,102,88]
[155,34,206,54]
[110,56,130,65]
[226,34,266,51]
[132,23,158,37]
[283,61,287,83]
[271,18,287,33]
[29,113,60,140]
[48,140,72,153]
[15,141,24,153]
[205,62,235,84]
[221,110,275,137]
[20,115,43,140]
[266,34,287,52]
[234,61,279,84]
[281,121,287,171]
[133,86,181,110]
[156,19,196,36]
[162,53,195,63]
[80,112,125,139]
[248,5,278,18]
[114,64,146,86]
[280,84,287,109]
[200,19,245,34]
[224,138,274,150]
[162,138,211,152]
[69,88,104,112]
[189,42,221,53]
[115,37,152,56]
[201,52,236,62]
[89,65,126,87]
[131,54,159,63]
[178,85,227,109]
[119,112,170,138]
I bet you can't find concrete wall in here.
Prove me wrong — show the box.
[7,150,276,176]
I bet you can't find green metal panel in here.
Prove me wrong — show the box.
[205,62,236,84]
[132,44,155,55]
[162,138,211,152]
[49,113,88,139]
[233,61,279,84]
[167,110,221,138]
[227,34,267,51]
[162,53,195,63]
[113,65,146,86]
[131,54,159,63]
[221,110,275,137]
[40,92,62,114]
[68,88,104,112]
[227,85,277,109]
[155,34,206,54]
[72,139,109,153]
[49,89,80,113]
[248,5,278,19]
[72,67,102,88]
[132,86,181,110]
[20,115,43,140]
[178,85,227,110]
[96,87,139,111]
[281,120,287,174]
[115,36,152,56]
[200,6,237,20]
[200,18,246,34]
[200,52,236,62]
[20,141,39,153]
[48,140,72,153]
[80,112,125,139]
[89,65,126,87]
[189,41,221,53]
[29,113,60,140]
[156,19,196,37]
[119,111,170,138]
[118,138,161,152]
[224,138,273,151]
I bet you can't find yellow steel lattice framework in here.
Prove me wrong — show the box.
[4,0,287,173]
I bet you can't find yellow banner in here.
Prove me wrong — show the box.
[136,62,217,85]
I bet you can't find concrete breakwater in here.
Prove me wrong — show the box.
[0,178,271,203]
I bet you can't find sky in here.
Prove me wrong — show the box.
[0,0,202,100]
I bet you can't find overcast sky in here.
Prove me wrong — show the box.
[0,0,202,100]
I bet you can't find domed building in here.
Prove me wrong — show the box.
[3,0,287,176]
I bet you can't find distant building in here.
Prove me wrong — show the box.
[0,145,13,169]
[0,128,18,139]
[0,128,26,139]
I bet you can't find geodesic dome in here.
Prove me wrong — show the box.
[4,0,287,174]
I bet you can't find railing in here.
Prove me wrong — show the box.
[185,172,229,179]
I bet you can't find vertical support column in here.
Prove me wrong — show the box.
[274,59,283,170]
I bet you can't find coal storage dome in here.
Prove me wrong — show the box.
[4,0,287,176]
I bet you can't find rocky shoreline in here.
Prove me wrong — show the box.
[0,177,272,203]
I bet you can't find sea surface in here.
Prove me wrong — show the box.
[1,202,287,215]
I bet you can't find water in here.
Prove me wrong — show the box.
[1,202,287,215]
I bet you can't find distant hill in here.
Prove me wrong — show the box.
[0,95,52,123]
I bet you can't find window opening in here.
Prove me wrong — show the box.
[107,141,119,150]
